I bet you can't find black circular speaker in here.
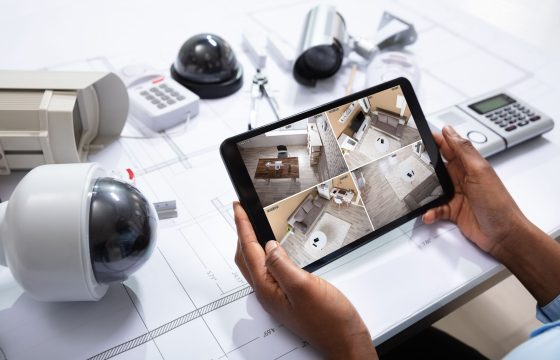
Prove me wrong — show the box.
[171,33,243,99]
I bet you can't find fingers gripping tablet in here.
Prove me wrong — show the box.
[221,78,453,272]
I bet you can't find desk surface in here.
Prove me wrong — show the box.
[1,0,560,359]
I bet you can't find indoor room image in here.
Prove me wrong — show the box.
[238,115,349,207]
[326,85,422,170]
[353,140,443,230]
[263,172,373,268]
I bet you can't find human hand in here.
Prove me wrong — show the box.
[422,126,530,256]
[233,202,378,360]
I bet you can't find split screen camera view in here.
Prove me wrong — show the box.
[238,86,444,267]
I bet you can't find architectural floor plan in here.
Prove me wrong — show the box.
[1,0,560,359]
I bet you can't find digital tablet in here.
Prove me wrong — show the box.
[221,78,453,271]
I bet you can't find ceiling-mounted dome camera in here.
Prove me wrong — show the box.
[170,33,244,99]
[0,163,158,301]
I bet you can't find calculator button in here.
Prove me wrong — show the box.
[164,87,173,93]
[166,99,176,105]
[499,123,507,127]
[151,99,159,104]
[170,91,180,96]
[140,90,149,96]
[485,114,493,118]
[149,87,158,92]
[158,84,168,89]
[157,103,166,109]
[505,125,517,131]
[508,120,516,124]
[145,95,155,100]
[499,113,507,118]
[518,121,529,126]
[530,116,541,122]
[160,95,170,100]
[176,96,185,101]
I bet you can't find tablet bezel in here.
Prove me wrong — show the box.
[221,77,454,272]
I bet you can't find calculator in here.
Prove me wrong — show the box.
[119,64,199,132]
[428,92,554,157]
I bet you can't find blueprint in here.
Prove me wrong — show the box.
[1,0,560,359]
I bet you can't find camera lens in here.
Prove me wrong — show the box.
[293,44,343,86]
[170,33,243,98]
[88,178,157,283]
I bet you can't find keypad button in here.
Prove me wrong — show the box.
[157,103,166,109]
[499,123,507,127]
[518,121,529,126]
[160,95,170,100]
[530,116,541,122]
[486,114,493,118]
[140,90,149,96]
[166,99,176,105]
[149,87,158,92]
[499,113,507,118]
[158,84,168,89]
[505,125,517,131]
[508,120,516,124]
[146,95,155,100]
[176,95,185,101]
[514,103,520,108]
[164,87,173,93]
[170,91,180,97]
[151,99,160,104]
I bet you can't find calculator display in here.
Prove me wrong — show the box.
[469,94,515,114]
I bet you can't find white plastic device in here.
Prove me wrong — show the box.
[0,70,129,174]
[0,163,158,301]
[428,92,554,157]
[118,64,199,132]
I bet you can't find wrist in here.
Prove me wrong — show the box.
[489,212,534,261]
[327,331,378,360]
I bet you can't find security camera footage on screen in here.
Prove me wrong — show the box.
[237,86,444,267]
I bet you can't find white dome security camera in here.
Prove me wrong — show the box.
[0,163,158,301]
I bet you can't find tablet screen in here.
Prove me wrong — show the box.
[236,85,444,267]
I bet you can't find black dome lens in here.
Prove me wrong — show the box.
[173,33,238,84]
[170,33,243,99]
[89,178,157,283]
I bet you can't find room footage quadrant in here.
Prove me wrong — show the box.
[237,86,444,267]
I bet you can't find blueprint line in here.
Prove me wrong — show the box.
[88,286,254,360]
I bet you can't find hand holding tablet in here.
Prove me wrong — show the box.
[221,78,453,271]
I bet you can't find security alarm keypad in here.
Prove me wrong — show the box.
[129,75,199,132]
[428,92,554,157]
